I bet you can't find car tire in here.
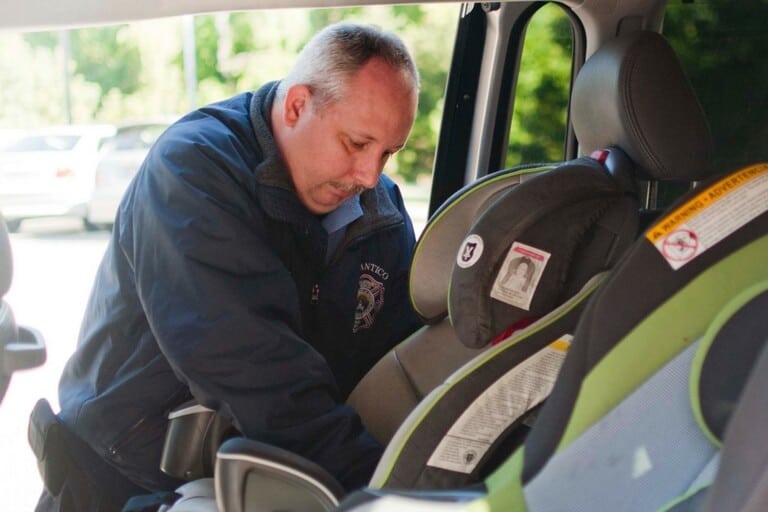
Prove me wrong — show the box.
[5,219,21,233]
[82,217,102,232]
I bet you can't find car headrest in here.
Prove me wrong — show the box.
[449,158,639,349]
[409,164,555,324]
[571,30,715,181]
[0,214,12,297]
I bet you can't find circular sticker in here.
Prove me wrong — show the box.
[456,234,484,268]
[661,229,699,262]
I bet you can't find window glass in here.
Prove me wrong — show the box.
[5,134,80,151]
[663,0,768,174]
[505,3,574,168]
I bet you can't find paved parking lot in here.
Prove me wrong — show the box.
[0,218,110,510]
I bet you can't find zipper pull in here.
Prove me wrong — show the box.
[311,284,320,304]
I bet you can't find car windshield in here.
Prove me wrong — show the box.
[3,134,80,152]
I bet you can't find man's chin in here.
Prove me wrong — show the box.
[305,198,343,215]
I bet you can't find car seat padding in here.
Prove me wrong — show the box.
[371,274,605,490]
[410,165,553,323]
[449,160,638,349]
[693,285,768,444]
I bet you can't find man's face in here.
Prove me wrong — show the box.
[275,58,417,214]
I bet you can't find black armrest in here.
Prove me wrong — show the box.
[215,437,345,512]
[3,324,46,374]
[161,400,238,480]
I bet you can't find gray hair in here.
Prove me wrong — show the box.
[277,22,420,111]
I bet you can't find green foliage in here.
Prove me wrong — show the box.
[663,0,768,171]
[1,7,459,182]
[193,16,225,84]
[506,4,572,168]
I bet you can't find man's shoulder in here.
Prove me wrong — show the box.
[167,92,256,143]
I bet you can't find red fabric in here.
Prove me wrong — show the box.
[490,316,540,345]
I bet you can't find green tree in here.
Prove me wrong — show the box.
[663,0,768,171]
[25,26,142,116]
[506,4,573,167]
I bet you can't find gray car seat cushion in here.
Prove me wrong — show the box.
[371,274,605,491]
[525,340,716,512]
[346,319,484,445]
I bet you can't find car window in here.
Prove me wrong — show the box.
[658,0,768,208]
[109,125,166,151]
[4,134,80,151]
[505,2,575,168]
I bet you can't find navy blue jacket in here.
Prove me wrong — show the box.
[58,82,421,492]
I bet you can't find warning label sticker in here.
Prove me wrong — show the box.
[426,335,572,474]
[490,242,551,311]
[646,163,768,270]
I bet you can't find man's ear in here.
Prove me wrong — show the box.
[282,84,312,127]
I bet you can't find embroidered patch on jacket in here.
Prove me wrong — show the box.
[353,268,387,333]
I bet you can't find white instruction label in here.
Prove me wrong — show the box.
[647,163,768,270]
[490,242,551,311]
[426,335,572,474]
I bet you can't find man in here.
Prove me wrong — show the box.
[34,22,422,511]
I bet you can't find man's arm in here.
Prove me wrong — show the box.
[120,125,381,490]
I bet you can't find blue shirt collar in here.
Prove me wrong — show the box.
[321,195,363,235]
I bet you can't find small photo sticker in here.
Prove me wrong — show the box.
[457,234,484,268]
[490,242,551,311]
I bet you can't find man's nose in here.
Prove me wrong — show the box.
[353,153,382,189]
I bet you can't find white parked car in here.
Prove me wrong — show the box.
[0,124,116,232]
[86,120,172,228]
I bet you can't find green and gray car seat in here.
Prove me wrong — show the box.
[330,31,768,512]
[156,29,722,512]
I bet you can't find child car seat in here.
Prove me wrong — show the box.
[332,30,768,512]
[335,160,768,512]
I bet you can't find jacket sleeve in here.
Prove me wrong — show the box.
[118,124,381,490]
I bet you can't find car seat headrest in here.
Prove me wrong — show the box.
[409,164,554,324]
[0,215,12,297]
[571,30,715,181]
[450,158,639,349]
